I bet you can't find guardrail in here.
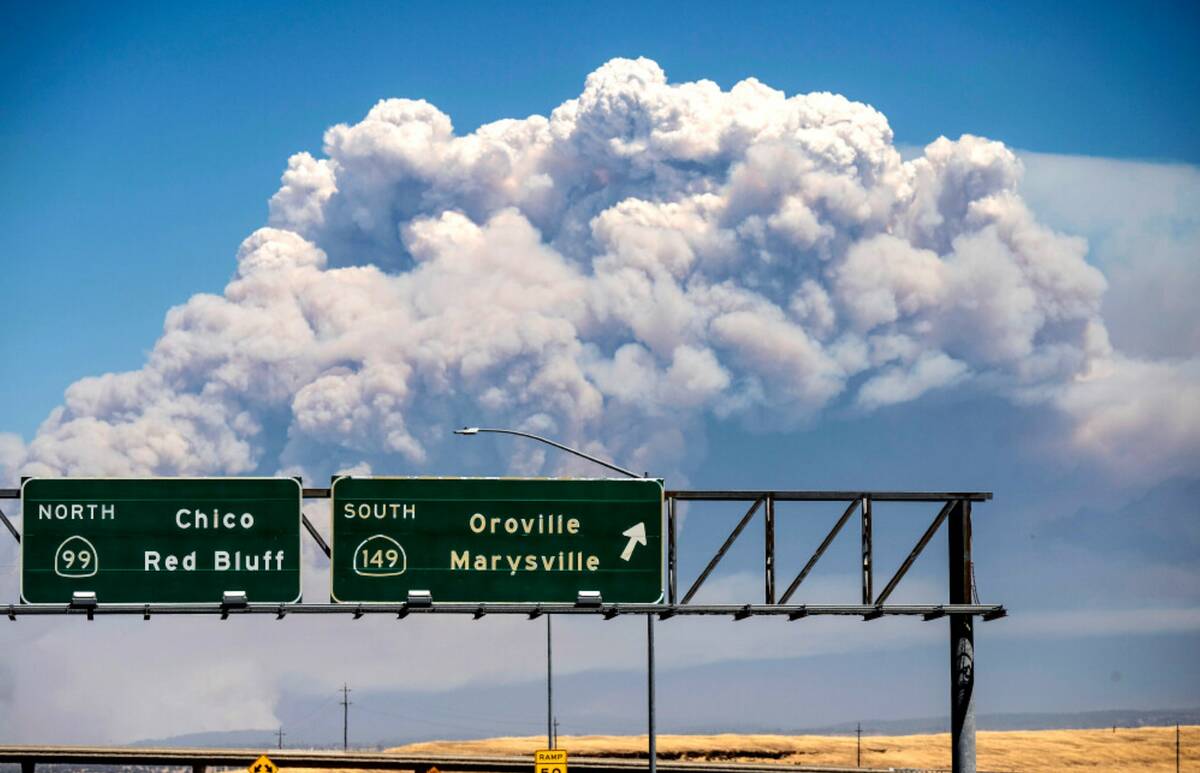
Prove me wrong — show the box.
[0,746,899,773]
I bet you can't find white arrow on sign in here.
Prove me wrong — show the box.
[620,522,647,562]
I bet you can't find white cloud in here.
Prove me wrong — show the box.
[1018,151,1200,360]
[857,351,969,409]
[8,57,1160,484]
[1005,151,1200,479]
[1054,355,1200,480]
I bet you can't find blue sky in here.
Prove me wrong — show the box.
[1,1,1198,744]
[3,1,1198,437]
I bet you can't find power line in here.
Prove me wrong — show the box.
[354,704,519,735]
[283,697,342,739]
[354,700,541,730]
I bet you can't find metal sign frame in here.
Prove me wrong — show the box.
[328,476,666,605]
[17,477,303,606]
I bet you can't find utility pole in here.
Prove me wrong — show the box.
[340,683,352,751]
[276,727,286,750]
[553,718,560,749]
[856,722,861,768]
[1177,724,1181,773]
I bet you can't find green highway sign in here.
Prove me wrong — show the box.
[21,478,302,604]
[330,477,664,603]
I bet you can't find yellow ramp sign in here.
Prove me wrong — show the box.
[535,749,567,773]
[250,755,279,773]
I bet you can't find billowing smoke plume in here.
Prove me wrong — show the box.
[4,58,1196,483]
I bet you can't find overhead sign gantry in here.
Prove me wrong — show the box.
[0,479,1001,773]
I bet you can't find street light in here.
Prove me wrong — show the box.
[453,425,655,766]
[453,427,642,479]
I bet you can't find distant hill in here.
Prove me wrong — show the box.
[134,729,307,749]
[139,706,1200,749]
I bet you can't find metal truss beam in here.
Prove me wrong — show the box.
[874,500,954,606]
[667,490,991,502]
[667,496,678,604]
[778,498,859,604]
[0,507,19,543]
[0,488,994,502]
[301,511,331,558]
[861,496,873,604]
[0,602,1005,618]
[764,495,776,604]
[679,496,764,604]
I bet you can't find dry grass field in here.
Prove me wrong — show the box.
[388,725,1199,772]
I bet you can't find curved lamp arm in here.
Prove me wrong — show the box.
[453,426,642,479]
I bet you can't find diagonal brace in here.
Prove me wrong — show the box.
[680,497,764,604]
[873,500,954,606]
[778,499,859,604]
[301,512,331,558]
[0,507,20,544]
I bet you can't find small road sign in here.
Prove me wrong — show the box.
[535,749,567,773]
[20,478,302,604]
[249,754,278,773]
[331,477,663,603]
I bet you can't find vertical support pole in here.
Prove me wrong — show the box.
[547,615,554,749]
[764,494,776,604]
[21,762,34,773]
[667,496,677,605]
[948,499,975,773]
[193,765,205,773]
[648,613,656,773]
[861,497,873,605]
